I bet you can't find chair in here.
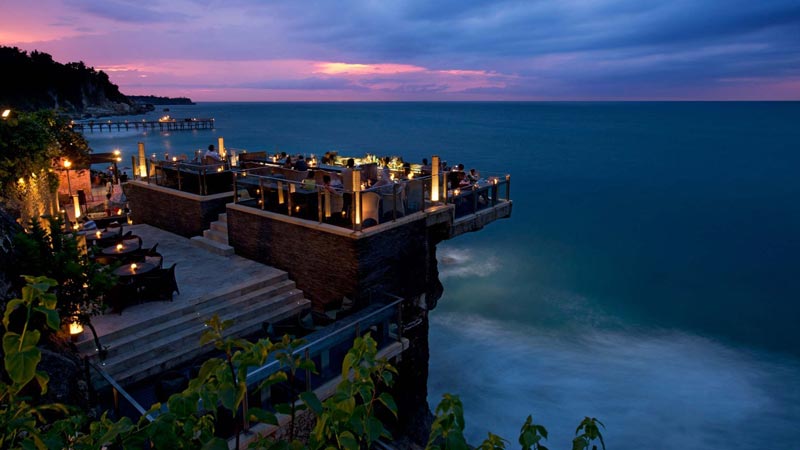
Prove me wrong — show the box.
[139,263,179,301]
[323,191,344,219]
[405,179,424,212]
[360,192,380,228]
[121,233,143,250]
[381,188,405,221]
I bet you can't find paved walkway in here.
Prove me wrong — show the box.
[88,223,285,337]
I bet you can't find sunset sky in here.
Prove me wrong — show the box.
[1,0,798,101]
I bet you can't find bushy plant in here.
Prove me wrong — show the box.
[0,281,606,449]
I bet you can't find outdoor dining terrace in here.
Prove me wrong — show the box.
[131,151,512,233]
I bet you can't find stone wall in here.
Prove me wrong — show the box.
[227,205,434,309]
[123,181,232,238]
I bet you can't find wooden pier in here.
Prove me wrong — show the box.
[71,118,215,133]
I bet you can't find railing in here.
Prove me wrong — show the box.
[138,159,233,195]
[244,294,405,421]
[232,168,435,231]
[83,294,405,435]
[85,359,154,422]
[446,174,511,219]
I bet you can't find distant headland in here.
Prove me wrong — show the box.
[0,46,193,118]
[127,95,195,106]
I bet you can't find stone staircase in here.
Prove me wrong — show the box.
[78,272,310,386]
[191,213,234,256]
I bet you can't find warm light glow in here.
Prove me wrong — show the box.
[1,109,10,119]
[172,157,177,162]
[73,195,81,219]
[431,155,440,202]
[96,231,102,238]
[218,137,226,159]
[131,263,138,271]
[113,149,121,156]
[69,321,84,336]
[217,166,223,172]
[353,170,361,225]
[139,143,148,178]
[116,244,123,251]
[316,62,425,76]
[63,160,72,169]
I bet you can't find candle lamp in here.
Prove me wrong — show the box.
[130,263,138,271]
[69,321,84,342]
[96,231,102,239]
[116,243,123,251]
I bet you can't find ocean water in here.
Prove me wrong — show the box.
[88,102,800,449]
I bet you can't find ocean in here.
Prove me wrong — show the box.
[87,102,800,449]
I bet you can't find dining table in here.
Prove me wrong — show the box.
[113,261,156,278]
[85,228,122,244]
[102,240,141,256]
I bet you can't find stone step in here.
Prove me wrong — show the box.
[210,221,228,233]
[76,272,288,352]
[203,228,228,244]
[104,297,310,385]
[84,280,298,361]
[98,288,306,375]
[190,236,234,256]
[217,213,227,222]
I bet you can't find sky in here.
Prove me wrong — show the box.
[1,0,799,101]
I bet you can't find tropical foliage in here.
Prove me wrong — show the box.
[0,278,606,449]
[0,109,90,225]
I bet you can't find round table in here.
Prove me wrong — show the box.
[102,240,140,256]
[113,261,156,277]
[85,229,121,244]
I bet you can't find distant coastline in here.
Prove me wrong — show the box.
[128,95,195,106]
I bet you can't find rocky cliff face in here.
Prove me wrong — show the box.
[0,46,153,118]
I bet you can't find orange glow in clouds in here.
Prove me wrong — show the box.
[316,62,425,75]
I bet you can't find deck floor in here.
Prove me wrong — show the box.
[86,223,285,338]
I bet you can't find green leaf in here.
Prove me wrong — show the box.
[366,415,387,443]
[218,381,236,411]
[377,392,398,417]
[33,306,60,331]
[4,330,42,386]
[274,403,292,415]
[2,298,24,328]
[34,370,49,394]
[249,407,278,425]
[300,391,323,415]
[338,431,359,450]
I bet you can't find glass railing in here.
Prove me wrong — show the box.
[446,174,511,219]
[133,159,233,196]
[243,294,405,420]
[232,168,436,231]
[85,359,154,422]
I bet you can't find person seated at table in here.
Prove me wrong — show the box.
[204,144,221,162]
[301,170,316,190]
[379,157,392,182]
[293,154,309,171]
[283,155,294,169]
[321,174,340,194]
[467,168,480,184]
[420,158,431,175]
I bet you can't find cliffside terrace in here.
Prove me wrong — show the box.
[131,152,512,235]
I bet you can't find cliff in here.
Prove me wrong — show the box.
[0,46,153,118]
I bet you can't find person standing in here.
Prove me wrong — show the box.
[341,158,355,219]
